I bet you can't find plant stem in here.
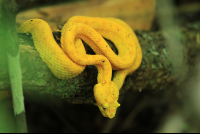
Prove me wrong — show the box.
[0,0,27,132]
[7,54,27,133]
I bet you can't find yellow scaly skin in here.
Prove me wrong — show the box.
[18,16,142,118]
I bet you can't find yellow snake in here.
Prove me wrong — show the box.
[18,16,142,118]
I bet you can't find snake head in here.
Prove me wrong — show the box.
[94,81,120,118]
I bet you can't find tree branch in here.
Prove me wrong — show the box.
[0,26,198,104]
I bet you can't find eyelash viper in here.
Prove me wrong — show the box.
[18,16,142,118]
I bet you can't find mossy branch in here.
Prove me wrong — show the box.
[0,25,199,104]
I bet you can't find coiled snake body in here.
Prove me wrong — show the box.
[18,16,142,118]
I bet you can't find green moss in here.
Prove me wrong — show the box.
[39,86,52,94]
[53,78,79,98]
[46,87,53,92]
[56,80,66,87]
[35,79,46,86]
[37,71,93,99]
[36,72,44,78]
[31,72,46,86]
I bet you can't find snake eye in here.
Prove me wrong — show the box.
[103,103,109,110]
[103,106,107,110]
